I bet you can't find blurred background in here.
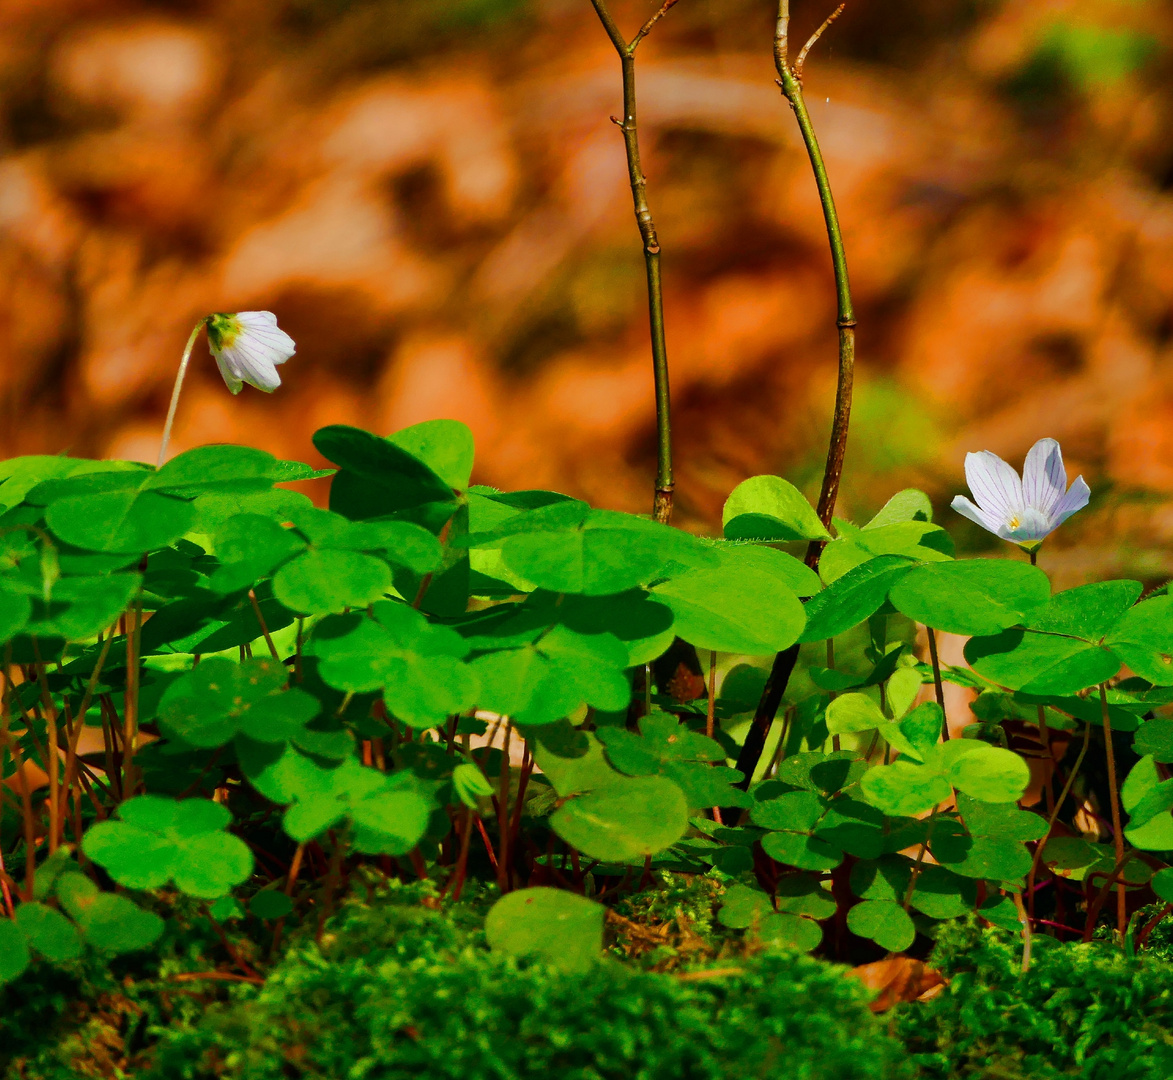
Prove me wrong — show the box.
[2,0,1173,586]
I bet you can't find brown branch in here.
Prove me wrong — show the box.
[631,0,682,51]
[794,3,845,80]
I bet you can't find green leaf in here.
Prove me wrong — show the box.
[498,510,696,596]
[0,919,31,984]
[707,542,823,598]
[757,912,823,951]
[1037,836,1113,882]
[25,573,140,641]
[775,874,838,918]
[273,549,392,615]
[452,762,494,808]
[818,522,954,585]
[1122,755,1173,850]
[472,627,629,726]
[773,750,866,794]
[965,630,1119,695]
[484,887,604,973]
[1025,580,1143,641]
[46,488,195,554]
[314,425,456,518]
[1134,718,1173,763]
[53,872,164,954]
[1152,867,1173,904]
[158,657,291,748]
[717,883,774,929]
[598,712,724,776]
[550,775,689,863]
[388,419,475,491]
[760,830,842,872]
[146,445,278,496]
[82,795,253,899]
[931,825,1032,881]
[846,899,915,951]
[865,489,933,529]
[860,761,951,817]
[799,556,912,643]
[553,591,675,667]
[814,798,886,859]
[208,515,305,595]
[0,581,31,644]
[941,741,1030,803]
[956,793,1047,841]
[889,559,1051,636]
[14,902,82,962]
[722,475,830,542]
[825,692,886,735]
[651,565,805,654]
[1107,596,1173,686]
[526,723,627,798]
[751,789,824,832]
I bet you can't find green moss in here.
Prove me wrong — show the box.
[146,878,906,1080]
[900,919,1173,1080]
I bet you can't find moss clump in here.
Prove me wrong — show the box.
[146,878,907,1080]
[900,919,1173,1080]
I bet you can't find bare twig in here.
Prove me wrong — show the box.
[631,0,682,50]
[589,0,676,522]
[794,3,845,80]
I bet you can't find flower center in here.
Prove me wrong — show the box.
[1007,515,1021,529]
[206,312,242,352]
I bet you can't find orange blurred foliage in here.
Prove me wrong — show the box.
[2,0,1173,584]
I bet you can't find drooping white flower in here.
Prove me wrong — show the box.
[951,438,1090,551]
[205,311,295,395]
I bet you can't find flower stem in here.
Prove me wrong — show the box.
[1099,683,1127,940]
[157,319,207,467]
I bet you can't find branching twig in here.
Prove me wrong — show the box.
[631,0,681,50]
[589,0,676,522]
[794,3,845,80]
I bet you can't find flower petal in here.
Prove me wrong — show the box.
[221,342,281,392]
[1051,475,1090,528]
[1022,438,1067,518]
[213,350,243,395]
[963,450,1024,520]
[951,495,1001,535]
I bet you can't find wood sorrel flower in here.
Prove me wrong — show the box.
[205,311,296,395]
[157,310,296,466]
[951,438,1090,553]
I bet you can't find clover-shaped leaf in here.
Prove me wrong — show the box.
[158,657,316,748]
[82,795,253,899]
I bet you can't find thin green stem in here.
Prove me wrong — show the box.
[738,1,856,787]
[589,0,674,523]
[902,805,939,912]
[1026,720,1091,916]
[1099,683,1127,940]
[926,627,949,740]
[157,319,207,468]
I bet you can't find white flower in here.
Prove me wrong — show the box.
[951,438,1090,551]
[205,311,295,395]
